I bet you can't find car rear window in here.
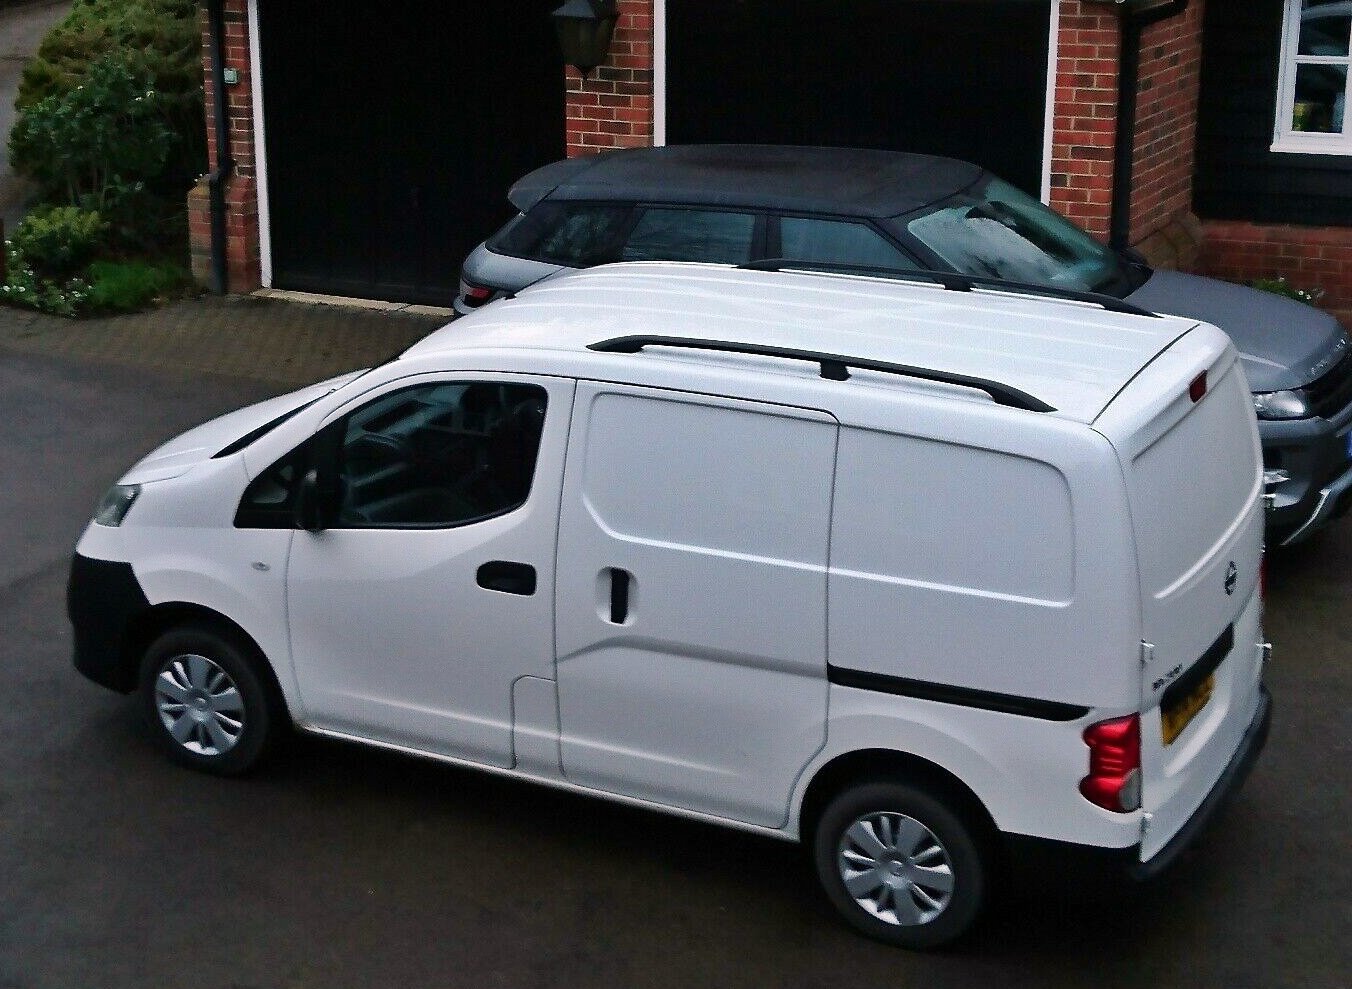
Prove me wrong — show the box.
[491,201,633,266]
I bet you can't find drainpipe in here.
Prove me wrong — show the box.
[1110,0,1190,252]
[205,0,234,294]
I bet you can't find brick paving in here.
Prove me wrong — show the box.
[0,293,449,386]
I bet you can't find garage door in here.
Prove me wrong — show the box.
[259,0,564,304]
[666,0,1052,196]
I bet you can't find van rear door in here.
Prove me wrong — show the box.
[1095,324,1266,863]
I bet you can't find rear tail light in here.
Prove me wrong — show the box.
[1188,371,1207,403]
[1079,714,1142,812]
[459,279,495,308]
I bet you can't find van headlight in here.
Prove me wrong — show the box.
[1253,390,1311,420]
[93,484,141,526]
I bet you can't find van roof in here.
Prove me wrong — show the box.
[405,263,1203,423]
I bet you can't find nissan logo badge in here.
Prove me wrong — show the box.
[1225,561,1237,596]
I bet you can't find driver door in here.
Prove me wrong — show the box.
[284,372,573,767]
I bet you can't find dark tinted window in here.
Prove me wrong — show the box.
[336,382,547,528]
[620,208,755,264]
[235,446,308,528]
[492,202,632,265]
[779,217,912,268]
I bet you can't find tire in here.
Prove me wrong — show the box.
[138,625,281,776]
[812,781,988,950]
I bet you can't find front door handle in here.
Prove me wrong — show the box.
[477,560,536,596]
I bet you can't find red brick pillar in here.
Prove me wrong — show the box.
[190,0,261,293]
[564,0,655,157]
[1049,2,1121,242]
[1128,2,1205,268]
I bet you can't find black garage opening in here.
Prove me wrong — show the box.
[259,0,565,305]
[666,0,1052,197]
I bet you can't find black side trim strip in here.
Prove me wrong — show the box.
[827,665,1091,722]
[1160,624,1234,713]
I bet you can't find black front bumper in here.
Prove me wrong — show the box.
[1261,414,1352,544]
[67,553,150,693]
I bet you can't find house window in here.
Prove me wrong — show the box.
[1273,0,1352,153]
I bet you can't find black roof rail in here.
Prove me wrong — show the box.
[587,335,1056,413]
[736,258,1161,318]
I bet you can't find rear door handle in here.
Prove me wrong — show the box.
[477,561,536,596]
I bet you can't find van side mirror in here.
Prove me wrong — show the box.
[296,468,326,532]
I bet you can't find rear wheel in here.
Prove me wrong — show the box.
[139,625,281,775]
[812,781,987,949]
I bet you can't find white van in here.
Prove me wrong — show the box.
[69,263,1271,949]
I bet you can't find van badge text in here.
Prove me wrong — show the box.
[1153,665,1183,692]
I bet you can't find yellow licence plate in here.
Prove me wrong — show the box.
[1162,673,1215,745]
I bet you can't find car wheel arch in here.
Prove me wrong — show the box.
[797,748,998,851]
[120,602,289,723]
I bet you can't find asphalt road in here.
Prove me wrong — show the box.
[0,0,72,229]
[1,347,1349,988]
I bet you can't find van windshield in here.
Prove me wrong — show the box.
[898,177,1138,297]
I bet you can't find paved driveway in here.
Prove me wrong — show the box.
[0,298,1348,988]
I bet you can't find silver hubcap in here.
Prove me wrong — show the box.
[154,654,245,756]
[837,812,955,926]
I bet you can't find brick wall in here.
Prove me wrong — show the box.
[1202,222,1352,324]
[189,0,260,292]
[1049,2,1120,240]
[1050,1,1204,268]
[1129,1,1205,269]
[564,0,654,157]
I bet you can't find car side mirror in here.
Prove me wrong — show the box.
[1118,246,1149,269]
[296,468,326,532]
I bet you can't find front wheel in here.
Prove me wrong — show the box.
[139,625,281,775]
[812,782,988,950]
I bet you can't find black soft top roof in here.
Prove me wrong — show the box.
[507,145,986,218]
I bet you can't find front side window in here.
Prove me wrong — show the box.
[336,382,547,528]
[777,217,914,269]
[899,177,1134,296]
[237,382,548,529]
[1274,0,1352,152]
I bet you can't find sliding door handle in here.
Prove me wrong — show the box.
[608,567,631,624]
[477,560,537,596]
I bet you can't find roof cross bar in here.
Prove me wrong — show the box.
[736,259,1160,318]
[587,336,1056,413]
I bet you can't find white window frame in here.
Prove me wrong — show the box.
[1272,0,1352,154]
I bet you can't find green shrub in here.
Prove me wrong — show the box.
[15,0,203,184]
[1,240,93,318]
[9,56,175,206]
[11,0,203,256]
[9,205,108,280]
[86,259,186,312]
[1251,276,1324,307]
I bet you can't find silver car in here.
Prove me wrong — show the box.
[456,145,1352,543]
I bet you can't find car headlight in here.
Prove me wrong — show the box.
[93,484,141,526]
[1253,390,1311,420]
